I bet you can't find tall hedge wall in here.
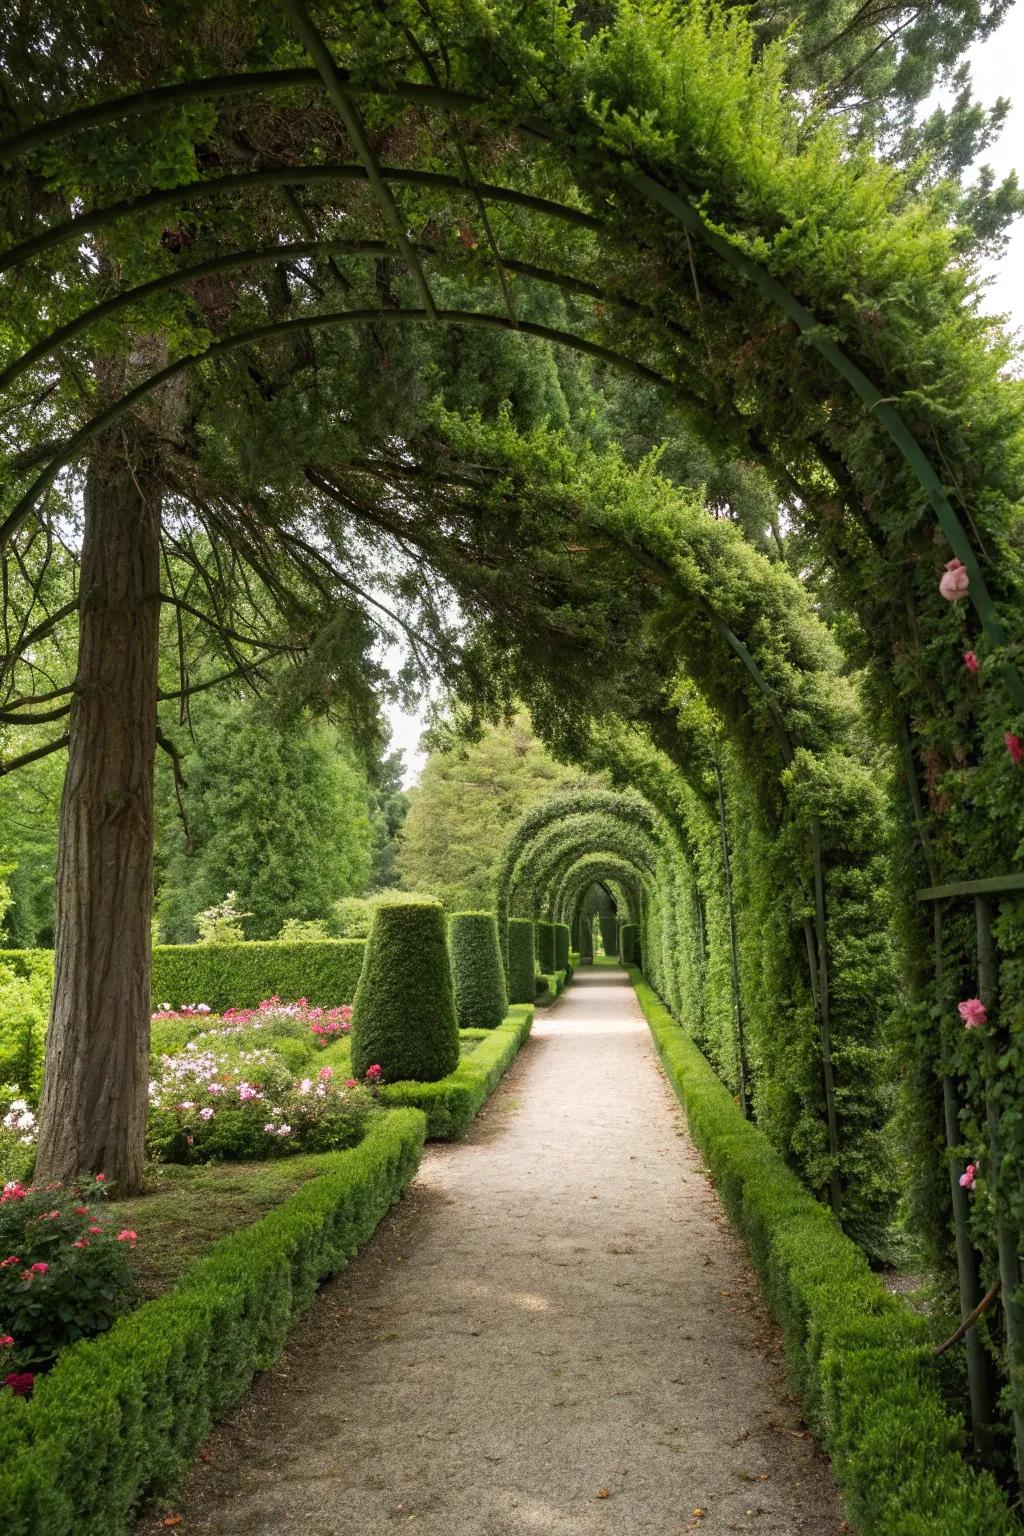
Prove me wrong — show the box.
[536,920,556,973]
[351,899,459,1082]
[0,941,368,1015]
[506,919,536,1004]
[448,911,509,1030]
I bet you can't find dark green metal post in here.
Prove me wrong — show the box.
[977,895,1024,1490]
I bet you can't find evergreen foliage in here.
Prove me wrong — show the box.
[447,912,509,1031]
[506,919,537,1005]
[351,900,460,1083]
[553,923,571,975]
[535,921,557,975]
[157,698,374,942]
[380,1007,533,1137]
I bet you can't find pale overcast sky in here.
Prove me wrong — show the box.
[384,9,1024,786]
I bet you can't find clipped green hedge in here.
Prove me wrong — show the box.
[620,923,639,966]
[553,922,570,974]
[379,1007,533,1138]
[448,911,508,1030]
[627,968,1016,1536]
[0,942,368,1016]
[535,969,567,1004]
[535,920,556,973]
[506,918,536,1004]
[351,899,459,1083]
[0,1109,425,1536]
[152,940,366,1012]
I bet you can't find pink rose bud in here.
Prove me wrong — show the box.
[964,651,979,674]
[958,998,987,1029]
[939,558,970,601]
[959,1163,976,1190]
[1006,733,1024,766]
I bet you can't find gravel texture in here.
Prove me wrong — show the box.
[145,966,845,1536]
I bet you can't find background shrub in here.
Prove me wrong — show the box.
[351,899,459,1082]
[536,920,556,973]
[0,962,47,1101]
[448,912,508,1030]
[620,923,639,965]
[0,942,368,1022]
[506,919,536,1004]
[152,940,366,1013]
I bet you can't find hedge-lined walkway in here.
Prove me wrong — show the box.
[152,968,841,1534]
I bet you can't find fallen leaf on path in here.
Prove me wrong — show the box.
[161,1519,183,1529]
[596,1488,611,1498]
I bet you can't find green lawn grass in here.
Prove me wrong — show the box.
[107,1152,344,1298]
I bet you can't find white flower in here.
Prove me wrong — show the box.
[197,1003,211,1013]
[277,1124,291,1136]
[298,1078,313,1095]
[162,1003,171,1011]
[264,1122,276,1134]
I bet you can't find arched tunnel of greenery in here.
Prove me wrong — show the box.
[2,0,1024,1518]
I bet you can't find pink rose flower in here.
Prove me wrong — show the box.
[318,1067,333,1081]
[95,1173,105,1183]
[964,651,979,674]
[1006,733,1024,766]
[0,1335,13,1346]
[29,1262,48,1274]
[116,1230,137,1245]
[73,1238,89,1249]
[939,558,970,601]
[199,1106,214,1121]
[0,1257,19,1268]
[959,1163,977,1191]
[4,1372,35,1397]
[958,998,987,1029]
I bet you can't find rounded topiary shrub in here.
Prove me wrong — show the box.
[554,922,570,974]
[448,911,509,1030]
[506,919,536,1004]
[536,920,556,973]
[351,898,459,1083]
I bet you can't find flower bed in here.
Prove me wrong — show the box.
[0,1108,426,1536]
[627,967,1016,1536]
[379,1005,533,1138]
[146,1032,376,1165]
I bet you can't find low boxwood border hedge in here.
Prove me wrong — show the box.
[0,1108,426,1536]
[378,1006,533,1138]
[627,968,1015,1536]
[535,968,567,1004]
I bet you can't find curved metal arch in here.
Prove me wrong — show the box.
[0,306,669,550]
[2,63,1016,699]
[0,162,603,279]
[537,835,666,915]
[0,239,699,395]
[506,810,662,916]
[496,788,669,950]
[554,850,651,924]
[561,854,647,921]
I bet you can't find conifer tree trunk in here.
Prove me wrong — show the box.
[34,428,161,1193]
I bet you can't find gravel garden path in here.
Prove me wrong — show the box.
[153,967,843,1536]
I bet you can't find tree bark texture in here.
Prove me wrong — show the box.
[34,428,160,1193]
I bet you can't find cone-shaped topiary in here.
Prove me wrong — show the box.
[536,919,556,973]
[554,922,570,974]
[351,898,459,1082]
[507,918,536,1004]
[448,911,509,1030]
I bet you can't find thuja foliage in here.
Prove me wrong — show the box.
[351,900,459,1084]
[447,912,508,1031]
[506,919,537,1006]
[553,924,571,975]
